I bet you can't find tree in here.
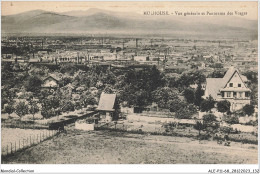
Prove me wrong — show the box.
[40,94,61,119]
[174,103,197,119]
[202,113,219,134]
[217,100,231,113]
[208,70,225,78]
[2,87,16,108]
[60,64,78,76]
[4,104,15,116]
[223,114,239,124]
[183,88,195,104]
[194,84,204,107]
[169,99,197,119]
[60,76,72,87]
[178,70,206,87]
[24,75,42,93]
[200,95,215,112]
[134,90,150,108]
[103,85,116,94]
[243,104,255,116]
[29,100,39,121]
[210,63,223,69]
[152,87,179,109]
[243,71,257,84]
[203,113,217,124]
[41,107,56,119]
[15,101,29,120]
[168,99,184,113]
[194,121,205,136]
[62,101,75,113]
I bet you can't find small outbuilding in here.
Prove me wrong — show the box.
[97,92,120,122]
[41,74,61,88]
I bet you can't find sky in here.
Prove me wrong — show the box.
[1,1,258,20]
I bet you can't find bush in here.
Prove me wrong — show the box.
[198,133,211,140]
[62,101,75,113]
[243,104,255,116]
[202,113,217,124]
[244,120,258,126]
[217,100,231,113]
[41,107,57,119]
[175,103,197,119]
[4,104,15,115]
[194,121,205,136]
[223,115,239,124]
[220,126,233,134]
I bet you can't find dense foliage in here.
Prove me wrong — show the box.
[2,61,257,123]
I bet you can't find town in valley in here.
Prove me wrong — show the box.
[1,3,258,165]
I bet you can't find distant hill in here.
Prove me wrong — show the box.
[2,9,257,39]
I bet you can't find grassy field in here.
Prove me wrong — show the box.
[1,128,57,156]
[2,126,258,164]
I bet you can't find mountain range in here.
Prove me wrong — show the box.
[2,8,258,39]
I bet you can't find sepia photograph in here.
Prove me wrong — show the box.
[0,1,259,172]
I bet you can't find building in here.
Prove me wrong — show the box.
[204,67,251,111]
[41,74,61,88]
[97,92,120,122]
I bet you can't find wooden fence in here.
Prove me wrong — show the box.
[1,129,58,156]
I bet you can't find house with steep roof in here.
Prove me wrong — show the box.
[97,92,120,122]
[204,67,251,111]
[41,74,61,88]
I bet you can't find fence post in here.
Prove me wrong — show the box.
[10,142,12,154]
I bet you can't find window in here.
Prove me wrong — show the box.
[227,92,231,97]
[233,92,237,98]
[239,92,243,98]
[245,92,249,97]
[229,83,233,87]
[221,92,224,97]
[238,84,241,87]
